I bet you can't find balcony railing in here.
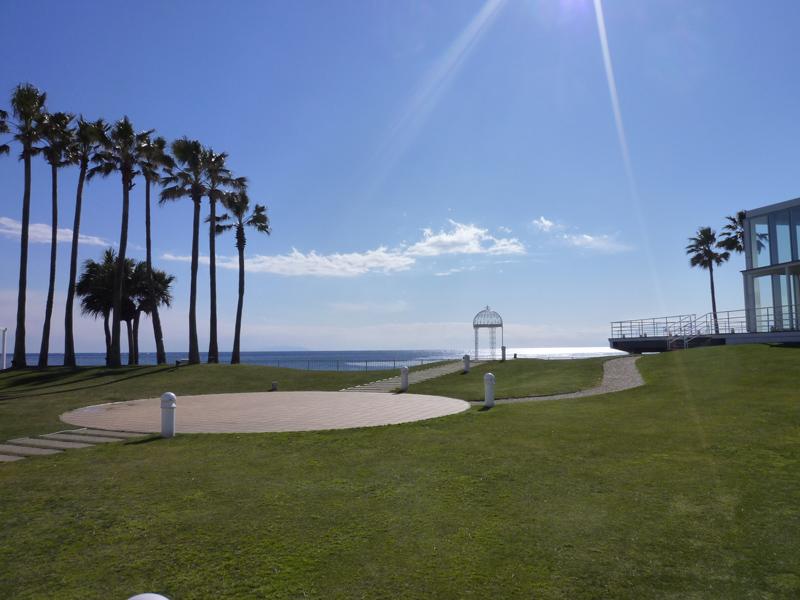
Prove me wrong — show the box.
[611,305,799,338]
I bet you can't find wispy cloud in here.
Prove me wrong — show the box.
[330,300,409,314]
[163,219,524,278]
[0,216,110,247]
[532,216,558,232]
[532,215,631,254]
[434,265,477,277]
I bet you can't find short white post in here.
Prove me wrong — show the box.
[160,392,176,438]
[400,366,409,392]
[501,346,506,362]
[462,354,470,373]
[271,380,278,391]
[484,373,495,408]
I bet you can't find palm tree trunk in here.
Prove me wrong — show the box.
[11,150,32,369]
[188,196,201,364]
[103,312,111,364]
[64,159,87,367]
[38,164,59,368]
[126,319,134,366]
[133,310,141,365]
[110,173,130,367]
[232,228,245,364]
[208,197,219,363]
[709,263,719,334]
[145,178,167,364]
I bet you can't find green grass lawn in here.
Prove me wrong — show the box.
[1,345,800,598]
[408,357,608,400]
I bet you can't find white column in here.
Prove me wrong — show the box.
[484,373,495,408]
[400,366,409,392]
[462,354,470,373]
[160,392,177,438]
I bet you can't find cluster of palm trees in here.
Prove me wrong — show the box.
[686,211,747,334]
[2,83,271,369]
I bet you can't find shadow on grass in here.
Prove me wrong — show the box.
[124,435,163,446]
[0,367,173,401]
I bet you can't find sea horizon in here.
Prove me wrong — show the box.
[18,346,626,370]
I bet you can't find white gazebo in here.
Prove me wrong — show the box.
[473,306,504,360]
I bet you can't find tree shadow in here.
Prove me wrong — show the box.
[0,366,174,401]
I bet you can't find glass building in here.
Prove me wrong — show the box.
[742,197,800,332]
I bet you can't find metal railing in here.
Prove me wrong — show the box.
[258,358,449,372]
[611,305,800,339]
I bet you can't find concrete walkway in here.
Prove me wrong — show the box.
[343,360,479,393]
[0,428,147,463]
[61,391,471,433]
[470,356,643,405]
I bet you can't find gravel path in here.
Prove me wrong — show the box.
[471,355,643,405]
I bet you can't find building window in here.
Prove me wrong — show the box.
[774,210,792,264]
[749,215,770,267]
[791,206,800,261]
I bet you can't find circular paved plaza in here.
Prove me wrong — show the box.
[61,391,470,433]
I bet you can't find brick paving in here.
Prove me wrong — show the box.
[0,428,147,465]
[61,391,471,433]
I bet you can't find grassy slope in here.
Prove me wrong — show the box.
[408,357,608,400]
[0,364,411,440]
[1,345,799,598]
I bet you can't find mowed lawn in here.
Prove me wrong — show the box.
[408,356,609,400]
[1,345,799,598]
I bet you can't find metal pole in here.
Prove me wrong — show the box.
[1,328,6,371]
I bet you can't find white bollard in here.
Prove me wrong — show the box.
[271,380,278,391]
[400,366,409,392]
[462,354,470,373]
[501,346,506,362]
[160,392,176,438]
[484,373,495,408]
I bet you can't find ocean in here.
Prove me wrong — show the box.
[21,347,625,370]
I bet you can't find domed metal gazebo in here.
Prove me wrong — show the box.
[473,306,503,360]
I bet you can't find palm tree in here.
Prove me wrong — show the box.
[9,84,47,369]
[686,227,730,334]
[160,138,205,364]
[130,262,174,365]
[37,111,75,368]
[0,109,9,156]
[215,189,270,364]
[76,248,119,362]
[63,118,107,367]
[88,117,151,367]
[137,135,174,365]
[202,149,245,363]
[717,210,746,253]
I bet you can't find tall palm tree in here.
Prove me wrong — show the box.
[686,227,730,335]
[215,189,270,364]
[88,117,151,367]
[76,248,119,362]
[137,135,174,365]
[202,149,245,363]
[9,84,47,369]
[37,111,75,368]
[130,262,174,365]
[63,118,107,367]
[160,138,205,364]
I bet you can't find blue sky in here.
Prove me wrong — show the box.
[3,0,800,352]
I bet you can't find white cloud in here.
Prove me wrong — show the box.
[405,220,525,257]
[532,215,631,254]
[532,216,556,232]
[560,233,631,253]
[162,220,525,278]
[434,265,477,277]
[0,216,110,247]
[497,225,512,234]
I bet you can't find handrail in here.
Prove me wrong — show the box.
[611,305,799,338]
